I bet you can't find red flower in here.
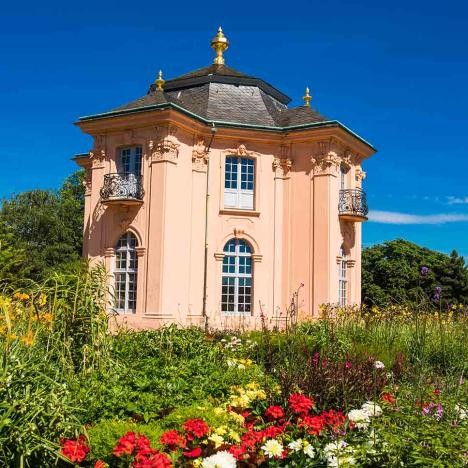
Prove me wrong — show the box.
[381,392,396,405]
[183,419,210,441]
[321,409,346,430]
[228,444,247,460]
[94,461,106,468]
[240,430,263,450]
[261,424,286,439]
[299,415,326,436]
[289,393,314,416]
[264,405,285,420]
[60,435,89,463]
[433,389,441,395]
[133,448,172,468]
[159,430,186,451]
[183,447,202,458]
[113,431,137,457]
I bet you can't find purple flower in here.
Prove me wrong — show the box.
[344,361,353,369]
[420,266,429,277]
[435,403,444,420]
[432,285,442,302]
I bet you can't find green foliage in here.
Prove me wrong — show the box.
[0,264,110,466]
[0,171,85,284]
[357,386,468,467]
[74,326,268,425]
[87,420,166,461]
[362,239,468,307]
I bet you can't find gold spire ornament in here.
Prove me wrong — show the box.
[211,26,229,65]
[155,70,165,91]
[303,87,312,107]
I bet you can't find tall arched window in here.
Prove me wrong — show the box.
[221,239,252,314]
[114,232,138,313]
[338,247,347,307]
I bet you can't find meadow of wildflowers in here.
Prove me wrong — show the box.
[0,266,466,466]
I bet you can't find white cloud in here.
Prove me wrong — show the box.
[368,210,468,224]
[446,196,468,205]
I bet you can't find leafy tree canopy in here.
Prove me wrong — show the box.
[0,171,85,284]
[362,239,468,307]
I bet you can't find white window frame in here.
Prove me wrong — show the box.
[338,249,347,307]
[221,239,253,315]
[224,156,255,210]
[114,232,138,313]
[119,146,142,175]
[340,165,349,190]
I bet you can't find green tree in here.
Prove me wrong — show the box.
[0,170,85,283]
[362,239,468,307]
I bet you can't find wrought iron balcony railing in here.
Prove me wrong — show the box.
[100,173,144,203]
[338,188,368,221]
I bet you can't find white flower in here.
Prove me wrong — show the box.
[361,401,383,417]
[201,451,237,468]
[347,409,370,429]
[374,361,385,369]
[303,443,315,458]
[262,439,284,458]
[324,440,347,457]
[288,439,303,452]
[455,404,467,420]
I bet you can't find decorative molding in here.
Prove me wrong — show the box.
[214,252,224,261]
[252,254,263,263]
[347,260,356,268]
[310,139,357,177]
[83,169,92,196]
[135,246,146,257]
[192,135,209,172]
[219,209,260,217]
[355,166,366,182]
[272,157,292,178]
[224,142,260,158]
[90,135,106,169]
[104,247,115,258]
[233,228,245,238]
[148,125,180,164]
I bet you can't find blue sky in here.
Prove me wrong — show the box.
[1,0,467,258]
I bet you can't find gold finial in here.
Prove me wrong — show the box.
[211,26,229,65]
[303,87,312,107]
[155,70,165,91]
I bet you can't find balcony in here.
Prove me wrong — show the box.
[100,173,144,205]
[338,188,368,222]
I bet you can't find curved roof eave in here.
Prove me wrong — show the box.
[77,102,376,152]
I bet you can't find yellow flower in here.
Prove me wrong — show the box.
[192,459,202,467]
[229,430,241,442]
[215,426,227,436]
[21,330,34,346]
[13,292,29,301]
[214,407,226,416]
[208,434,224,448]
[41,312,53,323]
[38,293,47,307]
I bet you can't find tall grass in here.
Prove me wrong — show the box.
[0,262,111,466]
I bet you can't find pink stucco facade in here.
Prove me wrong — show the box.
[74,36,375,329]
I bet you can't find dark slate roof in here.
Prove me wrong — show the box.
[83,64,328,128]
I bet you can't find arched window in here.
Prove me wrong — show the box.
[221,239,252,314]
[114,232,138,313]
[338,247,347,307]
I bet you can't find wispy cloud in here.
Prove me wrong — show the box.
[446,196,468,205]
[368,210,468,224]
